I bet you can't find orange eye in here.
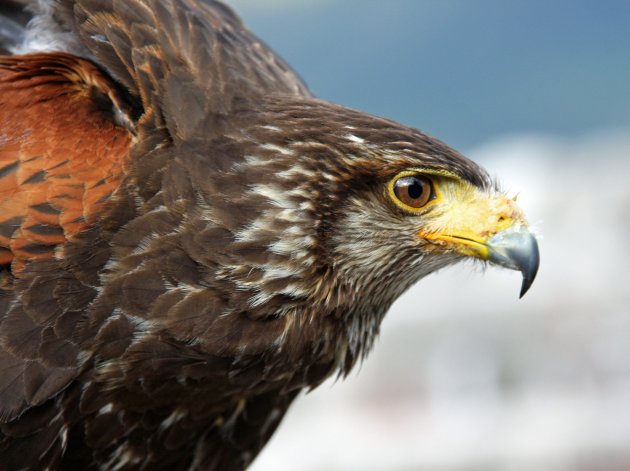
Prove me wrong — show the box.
[392,175,434,209]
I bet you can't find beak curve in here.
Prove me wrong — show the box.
[486,226,540,298]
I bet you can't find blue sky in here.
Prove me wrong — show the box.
[232,0,630,151]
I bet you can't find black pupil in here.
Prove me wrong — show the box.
[407,179,424,199]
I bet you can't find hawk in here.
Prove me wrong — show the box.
[0,1,539,469]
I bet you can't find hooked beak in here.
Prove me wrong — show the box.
[424,224,540,298]
[423,225,539,298]
[418,178,541,299]
[486,226,540,298]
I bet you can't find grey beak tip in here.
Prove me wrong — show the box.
[518,241,539,298]
[487,226,540,299]
[519,285,528,299]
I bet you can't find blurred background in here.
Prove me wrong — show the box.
[226,1,630,470]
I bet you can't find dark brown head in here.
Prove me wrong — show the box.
[168,96,538,351]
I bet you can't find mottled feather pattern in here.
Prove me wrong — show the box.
[0,1,498,470]
[0,52,132,272]
[0,1,319,468]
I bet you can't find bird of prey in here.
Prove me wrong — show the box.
[0,0,539,469]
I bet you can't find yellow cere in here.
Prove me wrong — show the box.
[391,170,529,261]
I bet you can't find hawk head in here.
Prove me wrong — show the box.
[174,96,539,362]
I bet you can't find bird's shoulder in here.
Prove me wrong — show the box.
[0,52,134,274]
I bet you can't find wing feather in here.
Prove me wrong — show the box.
[0,53,131,422]
[0,0,317,462]
[0,52,133,273]
[2,1,312,133]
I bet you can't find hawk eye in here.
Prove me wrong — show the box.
[392,175,434,209]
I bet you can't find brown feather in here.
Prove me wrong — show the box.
[0,52,132,273]
[0,1,499,470]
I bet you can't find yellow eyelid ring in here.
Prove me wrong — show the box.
[387,168,458,213]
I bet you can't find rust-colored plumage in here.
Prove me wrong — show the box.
[0,1,539,469]
[0,53,132,272]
